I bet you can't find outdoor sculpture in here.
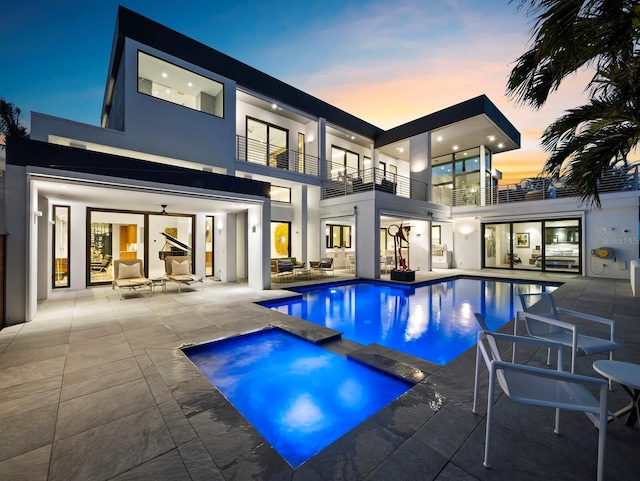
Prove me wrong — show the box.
[386,223,414,281]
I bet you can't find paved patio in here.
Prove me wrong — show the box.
[0,269,638,480]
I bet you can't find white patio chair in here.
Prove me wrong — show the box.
[517,292,620,373]
[473,330,609,481]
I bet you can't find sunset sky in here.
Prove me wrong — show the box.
[2,0,595,184]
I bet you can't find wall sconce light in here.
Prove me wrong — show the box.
[34,210,43,217]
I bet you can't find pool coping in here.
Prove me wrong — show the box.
[147,319,444,477]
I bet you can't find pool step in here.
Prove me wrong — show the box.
[347,344,437,384]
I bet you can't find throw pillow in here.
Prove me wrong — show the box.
[118,263,141,279]
[172,260,190,275]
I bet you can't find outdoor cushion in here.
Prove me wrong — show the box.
[118,263,142,279]
[172,259,190,275]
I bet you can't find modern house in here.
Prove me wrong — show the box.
[3,6,638,326]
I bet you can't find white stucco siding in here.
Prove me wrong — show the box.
[585,195,639,279]
[122,41,237,173]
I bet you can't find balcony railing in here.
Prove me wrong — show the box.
[236,136,319,176]
[442,165,640,207]
[322,163,428,201]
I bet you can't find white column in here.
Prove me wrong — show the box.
[318,117,327,180]
[247,203,270,290]
[409,132,430,201]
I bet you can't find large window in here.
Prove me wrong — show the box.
[270,185,291,203]
[53,205,70,288]
[247,118,289,168]
[482,219,581,273]
[137,51,224,117]
[88,209,194,284]
[326,224,352,248]
[330,146,359,180]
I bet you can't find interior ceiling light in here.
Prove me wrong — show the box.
[453,145,459,150]
[498,143,505,148]
[188,82,193,87]
[488,135,495,142]
[162,72,167,78]
[436,136,443,142]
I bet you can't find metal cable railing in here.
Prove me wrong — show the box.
[322,163,428,200]
[446,165,639,207]
[236,136,319,176]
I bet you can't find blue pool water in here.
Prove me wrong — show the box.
[184,328,411,468]
[260,277,559,365]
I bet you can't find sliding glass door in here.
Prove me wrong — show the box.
[88,208,194,284]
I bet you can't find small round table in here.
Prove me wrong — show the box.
[593,360,640,426]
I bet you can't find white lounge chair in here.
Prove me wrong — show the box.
[164,255,204,292]
[517,292,620,373]
[473,330,609,481]
[112,259,152,300]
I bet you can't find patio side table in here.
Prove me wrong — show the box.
[593,360,640,426]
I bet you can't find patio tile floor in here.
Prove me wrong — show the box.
[0,269,638,480]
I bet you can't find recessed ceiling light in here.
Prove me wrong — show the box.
[165,89,170,94]
[162,72,167,78]
[188,82,193,87]
[464,152,468,156]
[396,147,404,153]
[498,143,504,148]
[453,145,459,151]
[272,103,278,109]
[488,135,495,142]
[436,136,443,142]
[351,136,355,140]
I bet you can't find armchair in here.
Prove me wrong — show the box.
[473,330,609,481]
[164,255,203,292]
[517,292,620,373]
[310,257,334,275]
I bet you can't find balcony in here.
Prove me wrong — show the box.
[439,165,640,207]
[322,163,428,201]
[236,136,319,176]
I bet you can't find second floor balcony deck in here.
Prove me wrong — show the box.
[236,136,320,177]
[439,165,640,208]
[323,163,428,201]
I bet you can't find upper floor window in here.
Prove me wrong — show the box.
[330,146,359,180]
[137,51,224,118]
[271,185,291,203]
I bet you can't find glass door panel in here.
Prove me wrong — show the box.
[150,214,194,278]
[247,118,268,164]
[543,219,581,272]
[270,126,288,169]
[89,211,144,285]
[513,221,542,270]
[206,216,214,276]
[483,223,511,268]
[53,205,70,288]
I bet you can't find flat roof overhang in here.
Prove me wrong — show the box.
[6,137,271,200]
[375,95,521,159]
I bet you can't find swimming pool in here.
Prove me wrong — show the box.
[260,277,559,365]
[183,328,411,468]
